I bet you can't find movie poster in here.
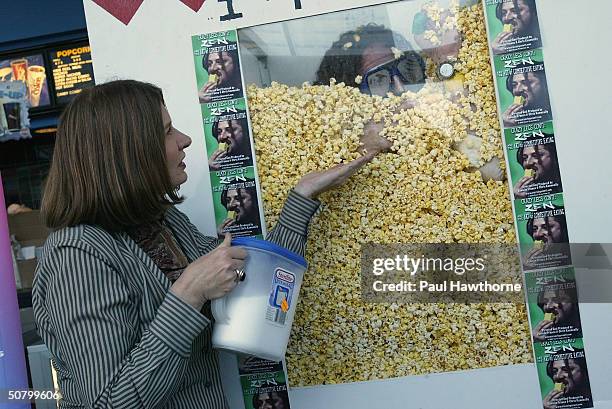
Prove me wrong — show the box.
[505,121,562,199]
[211,167,263,238]
[515,193,571,270]
[203,98,254,171]
[494,49,552,127]
[485,0,542,55]
[192,30,244,103]
[238,355,292,409]
[535,338,594,409]
[525,267,582,343]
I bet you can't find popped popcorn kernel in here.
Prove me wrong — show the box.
[246,1,531,387]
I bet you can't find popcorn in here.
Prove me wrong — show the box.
[217,142,228,151]
[343,42,353,49]
[514,95,525,105]
[503,24,513,33]
[391,47,403,59]
[533,240,544,249]
[227,210,236,220]
[543,312,555,321]
[554,383,565,392]
[208,73,218,84]
[246,2,531,387]
[354,75,363,85]
[524,168,534,178]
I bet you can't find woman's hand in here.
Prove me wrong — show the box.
[294,121,391,199]
[170,234,246,310]
[359,121,393,155]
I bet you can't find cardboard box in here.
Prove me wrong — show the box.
[8,210,49,289]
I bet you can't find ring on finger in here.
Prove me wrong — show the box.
[234,269,246,282]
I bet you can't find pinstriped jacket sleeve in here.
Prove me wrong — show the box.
[38,241,209,408]
[183,190,320,257]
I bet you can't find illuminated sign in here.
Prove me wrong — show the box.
[49,44,95,105]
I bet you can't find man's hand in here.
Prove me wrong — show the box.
[513,175,535,198]
[198,81,218,103]
[492,31,513,54]
[217,218,236,238]
[503,103,523,127]
[208,148,228,170]
[532,318,554,342]
[543,388,563,409]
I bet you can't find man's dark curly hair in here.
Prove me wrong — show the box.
[201,46,240,74]
[496,0,539,34]
[516,136,561,186]
[315,23,424,87]
[526,204,569,243]
[545,348,591,397]
[505,60,547,95]
[252,391,290,409]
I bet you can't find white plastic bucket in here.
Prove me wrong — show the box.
[211,237,308,361]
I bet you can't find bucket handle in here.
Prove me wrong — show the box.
[211,297,230,324]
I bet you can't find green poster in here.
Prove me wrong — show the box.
[484,0,542,55]
[494,49,552,128]
[525,267,582,343]
[534,338,593,408]
[514,193,571,270]
[505,121,562,199]
[210,166,263,238]
[202,99,253,171]
[192,30,244,103]
[238,355,291,409]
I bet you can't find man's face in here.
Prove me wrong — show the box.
[225,188,255,222]
[540,289,576,326]
[360,43,423,97]
[501,0,533,34]
[207,51,235,85]
[531,217,563,243]
[521,145,553,181]
[550,359,586,396]
[512,72,544,108]
[216,120,245,154]
[254,392,286,409]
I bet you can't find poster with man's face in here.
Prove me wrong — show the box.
[535,339,594,409]
[192,31,244,103]
[505,121,563,199]
[515,193,572,270]
[494,49,552,127]
[525,267,582,343]
[203,99,254,171]
[485,0,542,55]
[238,355,291,409]
[211,168,263,238]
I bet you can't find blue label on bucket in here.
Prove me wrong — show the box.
[266,268,295,326]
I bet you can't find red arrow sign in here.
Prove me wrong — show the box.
[179,0,206,12]
[92,0,205,25]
